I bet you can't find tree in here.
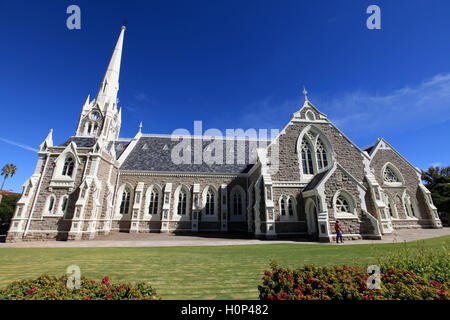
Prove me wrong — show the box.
[0,193,20,223]
[1,163,17,191]
[422,166,450,214]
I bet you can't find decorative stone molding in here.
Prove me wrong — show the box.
[68,178,92,240]
[419,184,442,228]
[130,182,144,233]
[247,183,254,233]
[192,184,200,231]
[220,184,228,232]
[160,183,172,232]
[253,177,262,236]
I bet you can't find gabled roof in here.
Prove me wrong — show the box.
[114,139,131,159]
[302,162,367,193]
[119,135,261,174]
[303,168,331,192]
[367,138,422,174]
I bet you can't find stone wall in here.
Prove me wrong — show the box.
[268,115,366,183]
[370,147,432,224]
[113,172,249,232]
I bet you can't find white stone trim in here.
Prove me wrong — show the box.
[172,184,191,221]
[114,183,134,218]
[201,185,219,221]
[369,138,422,175]
[278,195,298,221]
[332,189,358,218]
[143,184,162,220]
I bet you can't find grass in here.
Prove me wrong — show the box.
[0,235,449,300]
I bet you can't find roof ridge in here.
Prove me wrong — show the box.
[135,134,272,141]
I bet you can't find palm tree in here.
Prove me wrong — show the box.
[1,163,17,191]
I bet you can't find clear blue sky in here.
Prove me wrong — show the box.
[1,0,449,192]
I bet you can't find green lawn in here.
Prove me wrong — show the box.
[1,236,449,300]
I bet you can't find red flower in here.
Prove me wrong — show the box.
[430,281,440,287]
[102,276,110,285]
[265,272,272,277]
[26,287,37,295]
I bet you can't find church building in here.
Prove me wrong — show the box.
[6,26,442,242]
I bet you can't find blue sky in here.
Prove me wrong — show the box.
[1,0,449,192]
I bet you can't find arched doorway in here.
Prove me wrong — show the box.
[305,198,319,238]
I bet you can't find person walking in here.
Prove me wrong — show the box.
[334,220,343,244]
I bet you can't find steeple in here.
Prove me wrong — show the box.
[75,25,126,141]
[95,25,126,111]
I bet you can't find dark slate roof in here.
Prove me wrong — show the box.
[362,141,377,156]
[120,135,266,174]
[114,140,131,159]
[59,137,96,148]
[303,168,331,192]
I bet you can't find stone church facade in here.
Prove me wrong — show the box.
[6,26,442,242]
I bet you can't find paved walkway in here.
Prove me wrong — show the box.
[0,228,449,248]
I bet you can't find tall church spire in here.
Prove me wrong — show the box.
[95,25,126,111]
[75,25,125,141]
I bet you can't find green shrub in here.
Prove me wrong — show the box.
[0,275,159,300]
[0,194,20,223]
[258,261,449,300]
[374,241,449,283]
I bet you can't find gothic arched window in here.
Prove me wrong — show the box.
[335,196,350,213]
[205,190,215,215]
[232,192,243,215]
[405,194,417,218]
[388,202,394,217]
[48,196,55,214]
[287,198,294,216]
[148,190,159,215]
[334,191,355,216]
[119,188,131,214]
[301,139,314,175]
[62,156,75,177]
[61,196,68,213]
[177,189,187,215]
[383,166,399,183]
[280,197,286,216]
[316,139,328,170]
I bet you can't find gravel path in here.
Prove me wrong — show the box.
[1,228,449,248]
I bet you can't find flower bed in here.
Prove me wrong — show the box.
[258,261,449,300]
[0,275,159,300]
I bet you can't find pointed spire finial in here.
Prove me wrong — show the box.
[139,121,143,133]
[122,19,127,30]
[302,85,309,102]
